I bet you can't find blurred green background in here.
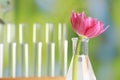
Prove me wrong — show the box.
[0,0,120,80]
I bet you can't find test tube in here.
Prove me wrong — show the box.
[58,23,68,76]
[0,44,4,78]
[38,42,42,77]
[19,24,28,44]
[19,24,28,77]
[46,23,55,76]
[24,43,29,77]
[7,24,16,43]
[11,42,16,78]
[7,24,16,77]
[0,24,4,78]
[58,23,63,75]
[64,40,68,76]
[0,24,4,43]
[33,24,42,43]
[46,23,54,43]
[63,23,67,40]
[51,42,55,77]
[63,23,68,76]
[33,24,42,77]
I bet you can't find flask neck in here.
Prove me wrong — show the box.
[72,37,89,55]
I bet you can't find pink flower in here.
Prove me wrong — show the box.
[70,11,108,38]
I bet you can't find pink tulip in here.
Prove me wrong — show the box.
[70,11,108,38]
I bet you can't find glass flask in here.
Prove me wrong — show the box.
[66,37,96,80]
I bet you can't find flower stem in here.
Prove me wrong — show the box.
[72,36,82,80]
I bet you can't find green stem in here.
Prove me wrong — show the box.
[72,36,82,80]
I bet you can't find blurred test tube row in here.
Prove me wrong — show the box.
[0,23,68,78]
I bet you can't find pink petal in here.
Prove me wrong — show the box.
[71,11,87,35]
[86,17,97,27]
[86,17,93,27]
[89,25,109,38]
[77,13,87,34]
[85,22,101,38]
[71,12,78,31]
[90,21,102,36]
[70,11,76,26]
[78,18,86,34]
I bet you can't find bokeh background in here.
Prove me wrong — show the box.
[0,0,120,80]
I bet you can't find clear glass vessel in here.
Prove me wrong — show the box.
[19,24,29,77]
[66,37,96,80]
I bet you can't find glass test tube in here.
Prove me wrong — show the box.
[19,24,28,44]
[24,43,29,77]
[51,42,55,77]
[63,23,68,76]
[58,23,63,75]
[58,23,68,76]
[0,24,4,78]
[7,24,16,77]
[0,43,4,78]
[64,40,68,76]
[33,24,42,77]
[46,23,55,76]
[37,42,42,77]
[11,42,16,78]
[0,24,4,43]
[19,24,29,77]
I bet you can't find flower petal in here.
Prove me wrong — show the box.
[90,25,109,38]
[85,22,101,38]
[77,12,87,34]
[71,11,87,35]
[70,11,108,38]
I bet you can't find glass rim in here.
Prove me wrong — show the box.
[71,37,89,42]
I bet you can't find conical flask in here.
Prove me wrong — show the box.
[66,37,96,80]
